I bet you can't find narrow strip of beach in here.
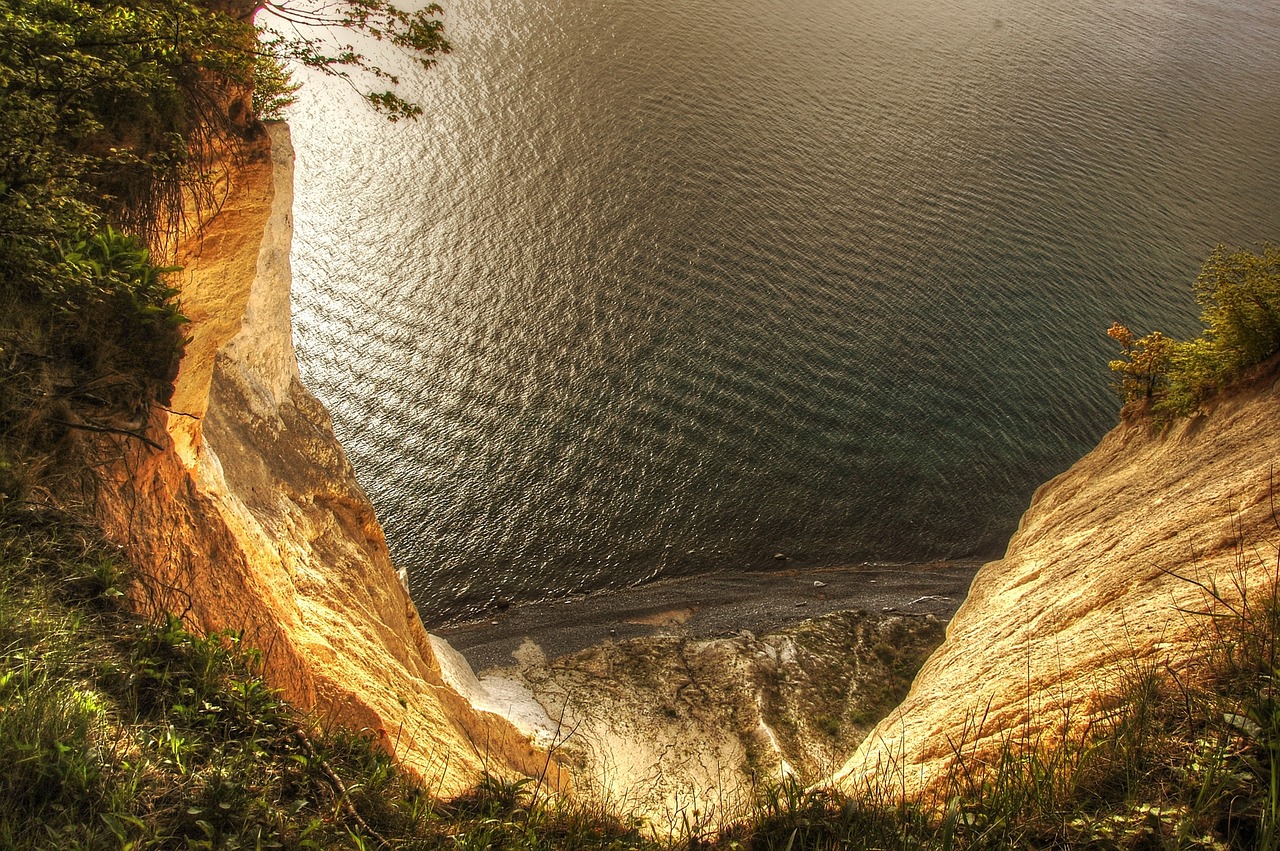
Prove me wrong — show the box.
[435,561,981,673]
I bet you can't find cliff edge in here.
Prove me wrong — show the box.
[833,363,1280,795]
[94,123,557,796]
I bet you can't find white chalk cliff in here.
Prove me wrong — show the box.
[95,124,559,796]
[834,364,1280,795]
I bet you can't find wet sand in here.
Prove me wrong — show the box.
[435,561,981,673]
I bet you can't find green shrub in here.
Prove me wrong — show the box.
[54,226,187,404]
[253,45,303,121]
[1195,244,1280,375]
[1109,244,1280,418]
[0,223,187,505]
[0,0,258,256]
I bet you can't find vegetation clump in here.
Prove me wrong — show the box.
[1108,244,1280,418]
[0,0,450,501]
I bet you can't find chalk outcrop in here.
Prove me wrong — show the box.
[458,611,947,824]
[833,367,1280,795]
[95,124,557,796]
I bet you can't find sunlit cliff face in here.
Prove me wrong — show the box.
[834,364,1280,795]
[96,124,562,797]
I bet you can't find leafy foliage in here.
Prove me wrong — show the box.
[0,0,258,256]
[1109,244,1280,417]
[253,44,304,122]
[0,223,187,502]
[1107,322,1172,402]
[1194,244,1280,374]
[256,0,451,121]
[0,0,451,269]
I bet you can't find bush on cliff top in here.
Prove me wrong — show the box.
[1109,243,1280,417]
[0,0,263,497]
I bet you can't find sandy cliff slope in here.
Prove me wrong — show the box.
[833,364,1280,795]
[94,123,557,795]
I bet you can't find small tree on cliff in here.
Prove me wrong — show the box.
[1108,244,1280,417]
[1107,323,1172,403]
[254,0,450,121]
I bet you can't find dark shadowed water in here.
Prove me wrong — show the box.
[286,0,1280,624]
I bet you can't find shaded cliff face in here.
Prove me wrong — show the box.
[833,366,1280,795]
[95,124,557,796]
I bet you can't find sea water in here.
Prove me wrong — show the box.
[286,0,1280,623]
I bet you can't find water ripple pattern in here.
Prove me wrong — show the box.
[287,0,1280,624]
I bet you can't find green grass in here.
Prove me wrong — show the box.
[3,502,1279,849]
[0,505,422,848]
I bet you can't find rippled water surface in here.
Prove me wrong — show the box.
[287,0,1280,623]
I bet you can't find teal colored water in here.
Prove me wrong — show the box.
[286,0,1280,624]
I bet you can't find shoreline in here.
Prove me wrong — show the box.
[435,560,982,674]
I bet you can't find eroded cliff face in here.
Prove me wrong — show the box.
[95,124,558,796]
[833,365,1280,796]
[436,610,947,825]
